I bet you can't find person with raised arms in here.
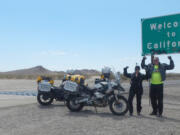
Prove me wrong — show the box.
[141,56,174,117]
[124,66,148,116]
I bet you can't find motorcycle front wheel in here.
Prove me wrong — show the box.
[37,92,54,106]
[66,98,84,112]
[109,95,128,116]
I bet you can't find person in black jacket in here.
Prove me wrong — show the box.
[124,66,147,116]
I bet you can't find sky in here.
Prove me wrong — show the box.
[0,0,180,73]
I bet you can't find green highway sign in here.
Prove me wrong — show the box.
[141,13,180,56]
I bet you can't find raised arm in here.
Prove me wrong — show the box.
[141,56,148,70]
[123,66,132,78]
[164,56,174,70]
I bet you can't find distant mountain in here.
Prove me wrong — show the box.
[0,66,179,80]
[0,66,59,75]
[0,66,100,78]
[73,69,100,75]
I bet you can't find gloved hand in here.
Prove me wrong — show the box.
[124,66,129,70]
[143,56,147,60]
[168,56,172,60]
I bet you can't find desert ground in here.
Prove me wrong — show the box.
[0,79,180,135]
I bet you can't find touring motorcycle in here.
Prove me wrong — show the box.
[64,68,129,115]
[36,74,86,106]
[37,76,66,105]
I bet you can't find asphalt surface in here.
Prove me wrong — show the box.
[0,79,180,135]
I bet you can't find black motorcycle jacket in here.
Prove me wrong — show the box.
[123,68,147,91]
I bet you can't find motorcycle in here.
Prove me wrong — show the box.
[64,69,128,116]
[37,76,66,106]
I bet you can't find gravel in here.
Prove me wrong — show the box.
[0,79,180,135]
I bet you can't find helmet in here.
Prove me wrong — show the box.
[37,76,42,83]
[135,66,140,71]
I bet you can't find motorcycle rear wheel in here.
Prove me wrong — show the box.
[37,92,54,106]
[109,95,128,116]
[66,98,84,112]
